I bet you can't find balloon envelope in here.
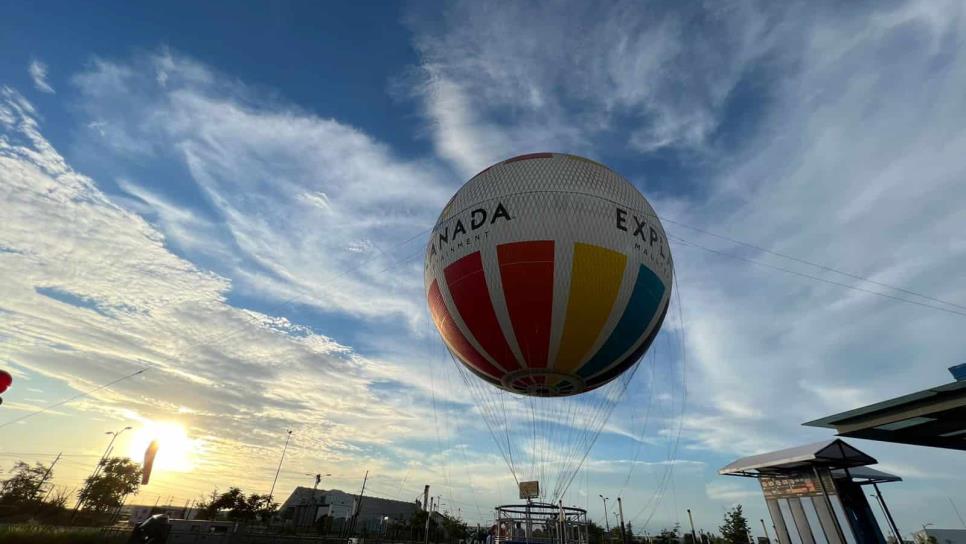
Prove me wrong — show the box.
[0,370,11,394]
[425,153,673,397]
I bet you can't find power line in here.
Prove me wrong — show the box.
[669,234,966,318]
[0,452,103,458]
[0,368,148,429]
[660,216,966,313]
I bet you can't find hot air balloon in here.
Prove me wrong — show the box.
[0,369,11,406]
[424,152,675,502]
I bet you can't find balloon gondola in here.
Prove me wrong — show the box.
[425,153,674,509]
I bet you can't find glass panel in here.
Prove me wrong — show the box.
[779,499,804,544]
[802,498,829,544]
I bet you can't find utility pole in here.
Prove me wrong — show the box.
[347,470,369,537]
[268,430,293,503]
[30,452,61,516]
[32,452,61,501]
[687,509,697,544]
[617,497,627,544]
[424,486,432,544]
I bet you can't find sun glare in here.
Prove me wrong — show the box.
[127,421,199,473]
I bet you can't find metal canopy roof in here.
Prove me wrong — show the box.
[804,379,966,451]
[719,439,877,477]
[830,466,901,485]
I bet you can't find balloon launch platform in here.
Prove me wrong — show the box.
[493,502,589,544]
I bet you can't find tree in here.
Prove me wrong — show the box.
[719,505,751,544]
[586,520,605,544]
[47,486,72,509]
[196,487,277,523]
[653,524,680,544]
[440,513,469,541]
[0,461,53,506]
[77,457,141,513]
[196,488,224,520]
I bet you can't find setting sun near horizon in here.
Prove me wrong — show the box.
[126,421,200,473]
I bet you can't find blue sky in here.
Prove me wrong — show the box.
[2,0,966,538]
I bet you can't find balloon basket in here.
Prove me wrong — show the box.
[493,502,589,544]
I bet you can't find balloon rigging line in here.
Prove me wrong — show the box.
[668,233,966,318]
[0,367,148,429]
[632,270,688,529]
[437,344,485,521]
[616,347,658,499]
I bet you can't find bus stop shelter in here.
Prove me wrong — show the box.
[720,439,902,544]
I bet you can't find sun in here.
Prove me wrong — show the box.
[127,421,200,473]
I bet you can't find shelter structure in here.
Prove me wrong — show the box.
[720,439,901,544]
[805,365,966,451]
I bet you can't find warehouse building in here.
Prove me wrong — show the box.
[279,487,419,531]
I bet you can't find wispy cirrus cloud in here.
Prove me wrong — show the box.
[70,52,451,328]
[28,59,55,93]
[404,1,771,176]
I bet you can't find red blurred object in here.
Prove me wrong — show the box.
[0,370,11,394]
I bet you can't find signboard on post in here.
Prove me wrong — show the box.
[760,471,835,499]
[519,481,539,500]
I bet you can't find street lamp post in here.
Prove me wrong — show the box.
[305,472,331,528]
[74,425,132,514]
[600,495,610,538]
[268,430,293,503]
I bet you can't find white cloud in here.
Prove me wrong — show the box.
[705,480,760,503]
[0,86,467,504]
[28,60,55,94]
[405,1,771,175]
[70,52,450,328]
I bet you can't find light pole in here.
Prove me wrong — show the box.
[870,494,899,544]
[74,426,132,513]
[600,495,610,537]
[306,472,332,492]
[760,519,770,543]
[687,509,698,544]
[268,430,293,503]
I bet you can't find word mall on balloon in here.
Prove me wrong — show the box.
[615,208,672,266]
